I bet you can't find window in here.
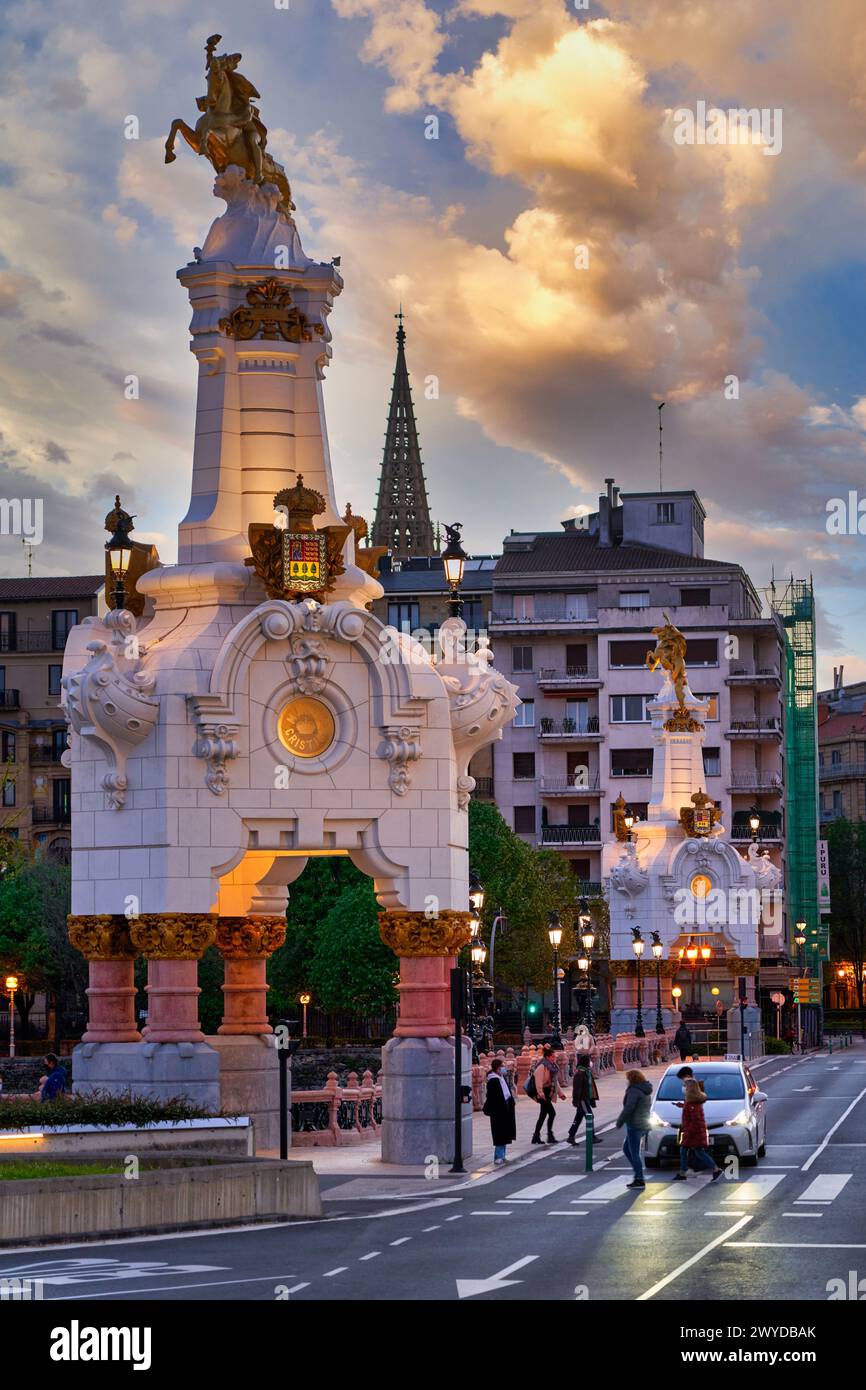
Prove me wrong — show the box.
[514,805,536,834]
[831,749,842,766]
[611,749,653,777]
[832,790,842,813]
[656,502,676,524]
[657,1071,744,1102]
[567,804,590,826]
[0,666,4,694]
[52,728,67,759]
[610,695,651,723]
[2,780,14,807]
[566,643,588,672]
[514,700,535,728]
[48,665,62,697]
[612,801,647,831]
[513,752,536,780]
[609,639,653,668]
[685,638,718,666]
[0,613,15,652]
[53,778,71,821]
[680,588,712,606]
[513,595,535,621]
[51,610,78,648]
[387,601,419,631]
[462,599,484,630]
[512,646,533,673]
[619,591,650,609]
[696,693,719,721]
[1,733,15,763]
[703,747,721,777]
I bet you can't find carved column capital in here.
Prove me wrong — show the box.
[378,909,473,957]
[67,914,138,960]
[128,913,217,960]
[215,915,287,959]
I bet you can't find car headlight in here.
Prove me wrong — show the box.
[650,1110,669,1128]
[725,1109,750,1127]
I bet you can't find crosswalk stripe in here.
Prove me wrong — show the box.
[506,1175,586,1201]
[720,1174,786,1204]
[795,1174,852,1204]
[580,1176,662,1201]
[647,1176,714,1202]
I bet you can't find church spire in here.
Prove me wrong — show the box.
[371,310,435,563]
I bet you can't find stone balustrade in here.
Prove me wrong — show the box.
[290,1068,382,1147]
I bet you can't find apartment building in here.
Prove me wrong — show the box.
[817,675,866,825]
[0,576,105,859]
[489,482,786,894]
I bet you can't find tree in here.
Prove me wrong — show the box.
[825,817,866,1008]
[266,856,367,1019]
[0,852,83,1037]
[308,880,398,1015]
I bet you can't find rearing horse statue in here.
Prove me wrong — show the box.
[646,613,689,708]
[165,34,296,221]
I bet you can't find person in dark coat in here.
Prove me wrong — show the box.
[615,1068,653,1188]
[674,1022,693,1062]
[672,1067,722,1181]
[483,1057,517,1165]
[566,1053,602,1146]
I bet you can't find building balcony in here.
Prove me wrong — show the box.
[730,817,783,843]
[539,825,602,847]
[0,690,20,709]
[539,776,604,796]
[727,771,783,794]
[726,718,783,741]
[538,716,602,741]
[819,762,866,782]
[536,667,603,690]
[472,777,494,799]
[0,630,66,653]
[29,747,67,765]
[725,666,782,688]
[575,880,604,897]
[489,610,595,632]
[32,805,71,825]
[597,603,730,631]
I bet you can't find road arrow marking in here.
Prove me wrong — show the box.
[793,1085,814,1092]
[456,1255,538,1299]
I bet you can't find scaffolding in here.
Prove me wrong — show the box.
[774,577,826,965]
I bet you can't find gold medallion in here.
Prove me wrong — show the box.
[690,873,713,900]
[277,696,335,758]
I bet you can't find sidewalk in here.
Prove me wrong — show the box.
[270,1055,687,1189]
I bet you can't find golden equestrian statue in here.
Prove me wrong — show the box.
[165,33,296,219]
[646,613,689,708]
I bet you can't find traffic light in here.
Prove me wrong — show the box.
[527,1002,538,1015]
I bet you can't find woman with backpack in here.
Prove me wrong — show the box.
[567,1052,602,1146]
[483,1057,517,1165]
[528,1042,567,1144]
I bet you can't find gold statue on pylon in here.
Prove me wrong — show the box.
[646,612,689,709]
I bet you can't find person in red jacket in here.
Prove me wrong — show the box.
[672,1067,723,1182]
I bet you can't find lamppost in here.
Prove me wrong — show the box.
[105,495,135,612]
[631,927,645,1038]
[548,911,564,1040]
[794,921,807,1051]
[5,974,18,1059]
[442,522,468,618]
[623,806,635,842]
[471,942,493,1052]
[651,930,665,1034]
[577,897,595,1032]
[298,992,311,1038]
[749,806,761,843]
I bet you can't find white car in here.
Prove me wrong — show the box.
[644,1060,768,1168]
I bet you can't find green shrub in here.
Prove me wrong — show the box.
[0,1091,214,1130]
[764,1037,792,1055]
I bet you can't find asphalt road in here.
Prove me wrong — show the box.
[4,1044,866,1303]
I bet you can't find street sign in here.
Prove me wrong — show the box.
[792,977,822,1004]
[770,991,786,1005]
[817,839,831,913]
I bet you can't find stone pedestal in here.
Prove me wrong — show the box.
[72,1040,220,1110]
[208,1034,281,1151]
[726,1004,762,1057]
[381,1035,473,1165]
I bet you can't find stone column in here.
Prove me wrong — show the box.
[129,914,217,1043]
[215,915,286,1034]
[67,915,140,1043]
[378,909,474,1165]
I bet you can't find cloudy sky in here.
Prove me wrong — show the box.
[1,0,865,685]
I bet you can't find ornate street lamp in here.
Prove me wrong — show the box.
[468,869,485,915]
[651,930,665,1034]
[623,806,635,843]
[105,495,135,612]
[794,920,807,973]
[442,522,468,618]
[548,911,564,1039]
[749,806,761,843]
[6,973,19,1058]
[631,926,646,1038]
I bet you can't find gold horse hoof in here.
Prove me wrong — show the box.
[164,150,176,164]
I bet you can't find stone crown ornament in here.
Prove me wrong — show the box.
[246,475,351,602]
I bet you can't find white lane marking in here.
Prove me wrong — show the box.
[445,1215,463,1221]
[647,1177,713,1203]
[0,1257,229,1286]
[456,1254,538,1300]
[637,1214,753,1300]
[286,1283,310,1293]
[359,1251,380,1261]
[506,1175,586,1201]
[323,1267,347,1277]
[422,1226,441,1232]
[49,1273,301,1301]
[795,1174,852,1203]
[390,1238,411,1246]
[783,1212,823,1219]
[759,1164,801,1169]
[471,1210,512,1216]
[720,1174,786,1204]
[581,1176,661,1201]
[727,1241,866,1249]
[802,1087,866,1170]
[496,1199,535,1205]
[548,1210,588,1216]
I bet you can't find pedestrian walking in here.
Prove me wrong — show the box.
[615,1068,653,1188]
[530,1042,567,1145]
[483,1057,516,1165]
[674,1021,693,1062]
[672,1067,723,1181]
[566,1052,602,1146]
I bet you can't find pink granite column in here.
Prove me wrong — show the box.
[129,914,217,1044]
[67,916,141,1043]
[378,910,473,1036]
[215,916,287,1035]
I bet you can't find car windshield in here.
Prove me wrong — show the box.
[657,1071,746,1101]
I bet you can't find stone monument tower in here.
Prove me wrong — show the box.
[62,37,518,1162]
[603,617,779,1049]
